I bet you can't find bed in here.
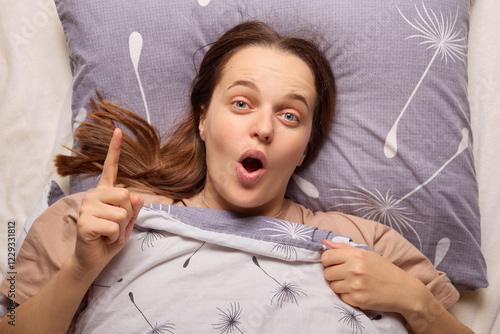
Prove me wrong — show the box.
[0,0,498,332]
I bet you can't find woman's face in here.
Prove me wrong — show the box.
[199,46,317,216]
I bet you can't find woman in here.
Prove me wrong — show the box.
[0,21,471,333]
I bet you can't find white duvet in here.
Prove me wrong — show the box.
[75,205,407,333]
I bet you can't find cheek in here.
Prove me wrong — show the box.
[203,116,239,169]
[276,132,311,168]
[205,119,236,152]
[295,126,313,158]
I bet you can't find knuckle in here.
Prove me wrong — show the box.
[351,293,369,307]
[76,215,88,229]
[115,188,130,201]
[339,293,349,304]
[321,251,329,264]
[76,217,94,237]
[351,262,367,276]
[110,223,120,234]
[340,293,358,308]
[77,205,94,222]
[323,268,331,281]
[116,208,129,222]
[350,278,364,292]
[81,191,97,204]
[352,248,368,261]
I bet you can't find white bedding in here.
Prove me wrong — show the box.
[75,205,407,333]
[447,1,500,332]
[0,0,498,332]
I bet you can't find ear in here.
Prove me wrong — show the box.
[198,106,206,141]
[297,145,309,167]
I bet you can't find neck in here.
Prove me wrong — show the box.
[202,188,283,218]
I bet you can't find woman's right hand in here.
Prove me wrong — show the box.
[0,128,144,333]
[71,128,144,276]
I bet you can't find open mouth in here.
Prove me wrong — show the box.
[237,149,267,183]
[242,157,263,173]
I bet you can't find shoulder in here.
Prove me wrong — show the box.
[283,201,459,306]
[282,199,383,248]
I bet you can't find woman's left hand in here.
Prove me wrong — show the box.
[321,239,426,314]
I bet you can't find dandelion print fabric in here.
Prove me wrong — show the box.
[54,0,485,289]
[75,205,407,333]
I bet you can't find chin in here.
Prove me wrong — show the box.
[230,193,265,210]
[231,187,281,214]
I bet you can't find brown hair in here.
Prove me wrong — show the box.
[55,21,336,199]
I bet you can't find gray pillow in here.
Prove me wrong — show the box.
[54,0,486,290]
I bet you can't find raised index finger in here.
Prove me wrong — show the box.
[98,128,122,187]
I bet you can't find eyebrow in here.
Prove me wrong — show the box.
[285,93,310,110]
[227,80,310,109]
[227,80,260,92]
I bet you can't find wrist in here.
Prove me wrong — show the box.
[397,275,435,316]
[400,281,447,331]
[63,256,102,286]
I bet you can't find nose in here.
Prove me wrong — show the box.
[251,109,274,143]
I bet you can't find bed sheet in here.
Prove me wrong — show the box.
[448,0,500,333]
[0,0,73,262]
[0,0,498,333]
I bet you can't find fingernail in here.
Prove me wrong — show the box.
[119,235,125,244]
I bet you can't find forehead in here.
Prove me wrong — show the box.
[219,46,317,100]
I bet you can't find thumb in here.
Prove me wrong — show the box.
[120,195,144,245]
[131,194,144,216]
[322,239,355,249]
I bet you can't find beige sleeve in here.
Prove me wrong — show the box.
[369,220,459,308]
[0,188,177,305]
[313,211,460,309]
[0,193,84,304]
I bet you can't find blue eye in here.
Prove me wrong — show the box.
[234,101,248,109]
[282,113,298,122]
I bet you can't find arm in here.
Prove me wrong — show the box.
[321,240,473,334]
[0,257,99,333]
[0,128,143,333]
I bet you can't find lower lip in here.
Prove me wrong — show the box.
[237,163,265,183]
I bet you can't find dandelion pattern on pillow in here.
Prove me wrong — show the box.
[384,2,467,158]
[331,127,470,252]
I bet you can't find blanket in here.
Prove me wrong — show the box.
[75,205,407,333]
